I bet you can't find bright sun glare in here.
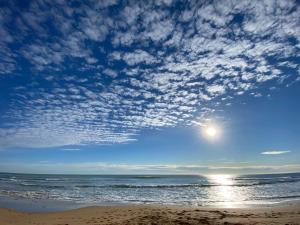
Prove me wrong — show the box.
[202,124,220,140]
[206,127,217,137]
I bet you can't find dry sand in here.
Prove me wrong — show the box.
[1,204,300,225]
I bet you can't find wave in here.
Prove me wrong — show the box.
[253,195,300,200]
[45,178,63,181]
[254,179,300,186]
[74,179,300,189]
[236,176,299,182]
[3,175,300,191]
[129,176,164,179]
[19,183,65,189]
[106,184,218,188]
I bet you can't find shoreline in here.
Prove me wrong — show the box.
[1,203,300,225]
[1,193,300,213]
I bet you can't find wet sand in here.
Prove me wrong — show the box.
[1,203,300,225]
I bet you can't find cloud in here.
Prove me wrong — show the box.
[0,0,299,148]
[1,161,299,174]
[60,148,81,151]
[207,85,226,95]
[121,50,159,66]
[261,150,291,155]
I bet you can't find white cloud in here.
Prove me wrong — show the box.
[103,68,118,78]
[60,148,81,151]
[122,50,159,66]
[207,84,226,95]
[261,150,291,155]
[143,19,174,42]
[1,161,300,174]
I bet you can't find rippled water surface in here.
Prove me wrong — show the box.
[0,173,300,207]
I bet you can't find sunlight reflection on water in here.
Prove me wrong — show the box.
[206,174,249,208]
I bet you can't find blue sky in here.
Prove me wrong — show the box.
[0,0,299,174]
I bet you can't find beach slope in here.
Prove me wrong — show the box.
[1,204,300,225]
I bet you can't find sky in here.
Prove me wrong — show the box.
[0,0,299,174]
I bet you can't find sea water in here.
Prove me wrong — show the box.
[0,172,299,210]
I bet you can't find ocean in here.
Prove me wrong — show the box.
[0,172,299,211]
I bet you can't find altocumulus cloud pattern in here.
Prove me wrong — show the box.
[0,0,299,148]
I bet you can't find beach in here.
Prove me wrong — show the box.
[1,203,300,225]
[1,173,300,224]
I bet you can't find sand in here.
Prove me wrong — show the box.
[1,204,300,225]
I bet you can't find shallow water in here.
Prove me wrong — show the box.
[0,173,299,209]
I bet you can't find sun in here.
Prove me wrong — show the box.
[206,127,217,137]
[202,124,221,140]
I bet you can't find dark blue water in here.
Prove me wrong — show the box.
[0,173,299,209]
